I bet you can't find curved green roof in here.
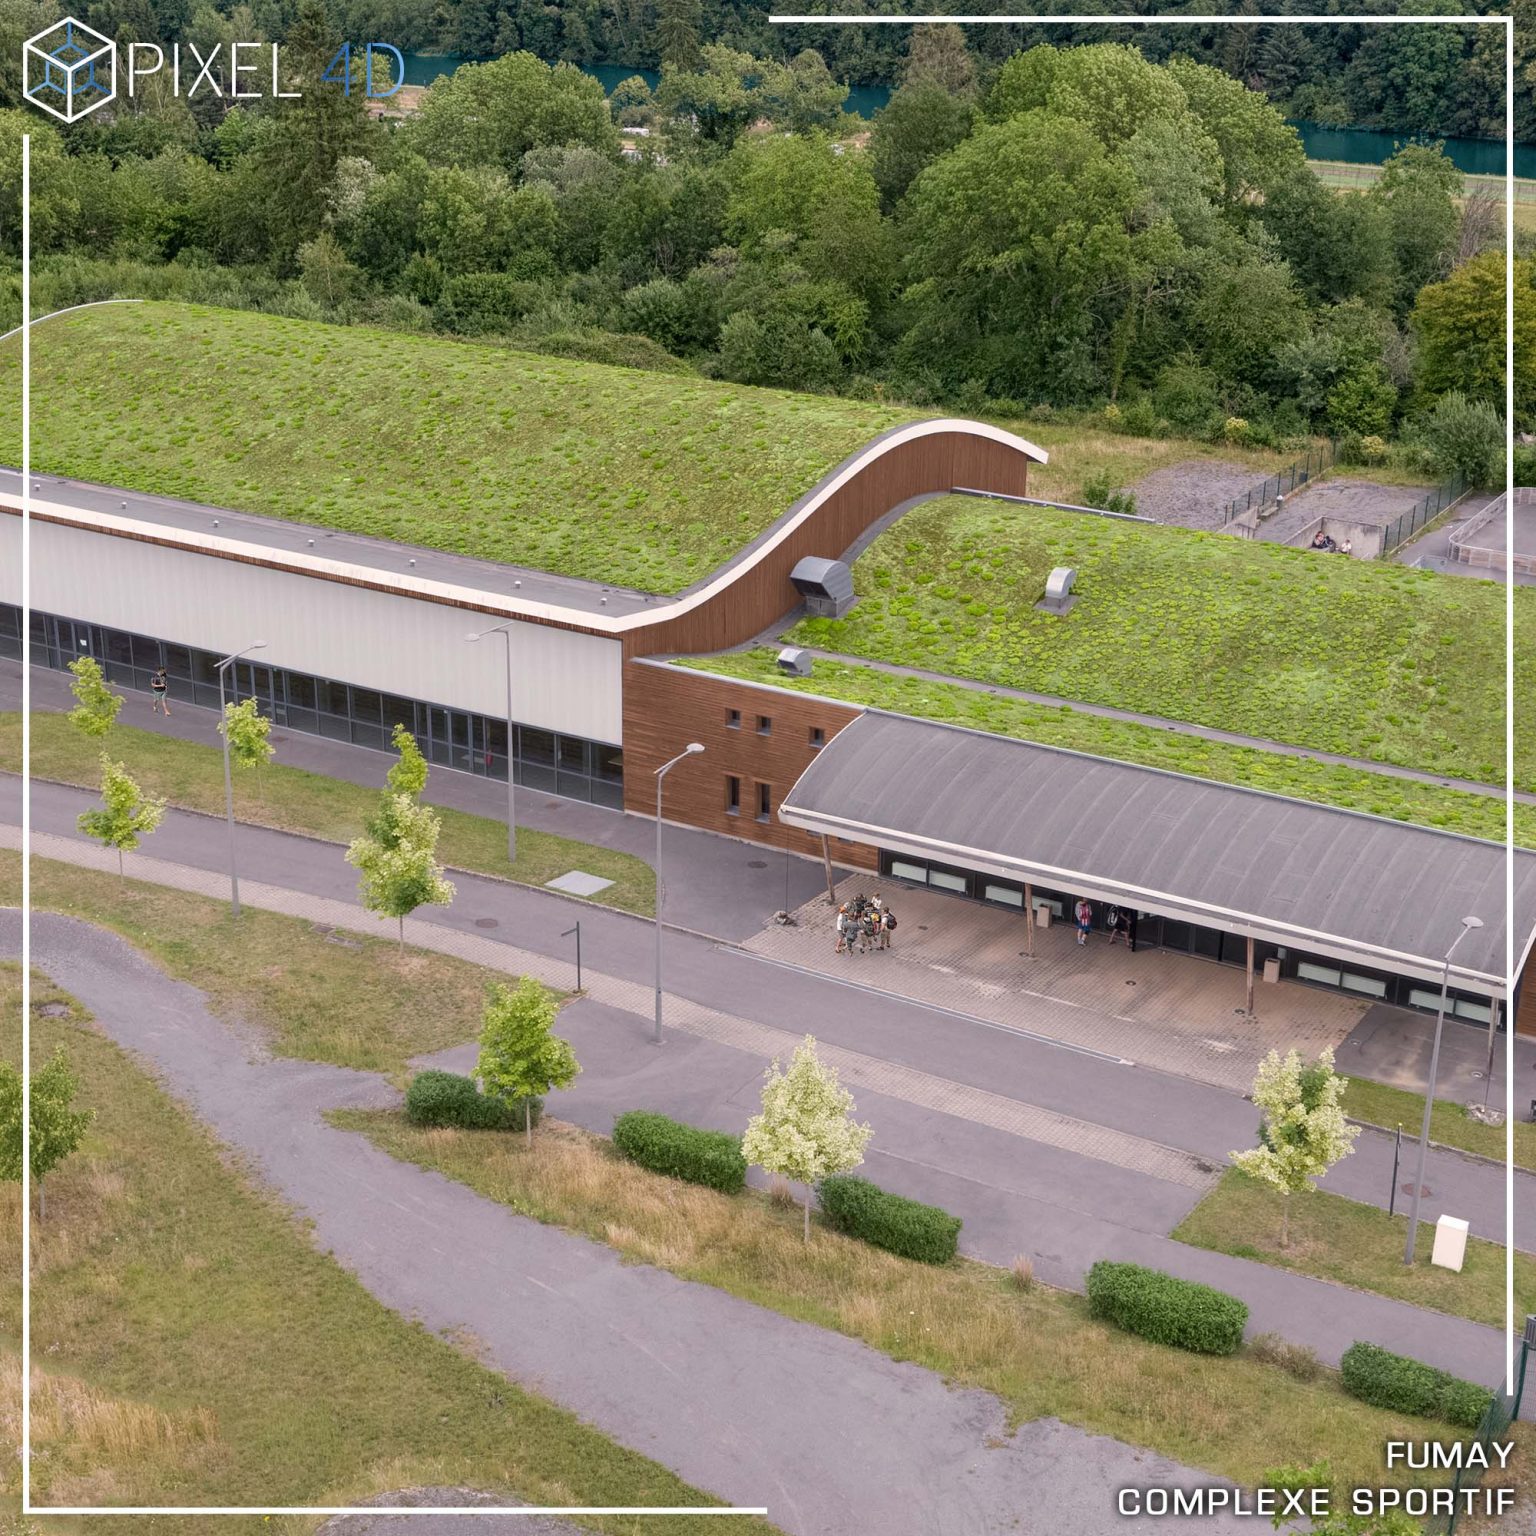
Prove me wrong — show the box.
[0,302,912,593]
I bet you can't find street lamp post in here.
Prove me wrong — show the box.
[465,623,517,865]
[215,641,267,916]
[1404,913,1483,1265]
[653,743,704,1044]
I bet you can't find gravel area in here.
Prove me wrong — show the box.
[317,1489,589,1534]
[1126,460,1267,530]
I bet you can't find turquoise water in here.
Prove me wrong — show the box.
[400,55,1526,173]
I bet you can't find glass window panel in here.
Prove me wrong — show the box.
[523,758,558,793]
[192,650,221,686]
[131,634,161,669]
[984,883,1024,907]
[350,722,384,750]
[1408,988,1444,1012]
[194,683,225,710]
[522,727,555,768]
[322,681,351,718]
[557,768,592,801]
[1033,896,1064,919]
[0,605,18,640]
[1191,926,1223,961]
[162,644,191,679]
[318,712,351,742]
[351,688,382,724]
[105,630,132,665]
[1453,996,1492,1023]
[890,860,927,883]
[382,694,414,732]
[285,707,318,735]
[591,778,624,810]
[1340,972,1387,998]
[595,745,623,783]
[286,673,317,710]
[1297,961,1343,987]
[1161,920,1192,952]
[558,736,589,773]
[929,869,968,894]
[484,719,508,760]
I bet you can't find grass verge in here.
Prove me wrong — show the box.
[1173,1170,1533,1331]
[6,851,522,1078]
[0,964,766,1532]
[1,711,656,916]
[1342,1077,1536,1173]
[680,652,1532,847]
[775,494,1528,791]
[329,1109,1466,1496]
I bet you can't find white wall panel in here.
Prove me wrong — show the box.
[12,520,624,744]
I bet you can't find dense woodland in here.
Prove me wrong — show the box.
[0,1,1524,488]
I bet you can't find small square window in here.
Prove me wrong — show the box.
[809,726,825,749]
[725,774,741,815]
[726,709,741,729]
[756,715,772,736]
[756,782,772,822]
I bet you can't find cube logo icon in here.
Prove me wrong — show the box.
[24,17,116,123]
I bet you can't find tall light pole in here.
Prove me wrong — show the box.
[1404,913,1483,1264]
[215,641,266,916]
[465,623,517,865]
[653,743,704,1044]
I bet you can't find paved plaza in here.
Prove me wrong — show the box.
[749,877,1369,1093]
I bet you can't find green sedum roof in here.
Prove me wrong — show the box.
[0,302,912,594]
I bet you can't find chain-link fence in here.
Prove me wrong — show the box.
[1379,474,1471,556]
[1221,442,1336,525]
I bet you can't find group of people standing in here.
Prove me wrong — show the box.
[834,894,895,955]
[1074,898,1135,949]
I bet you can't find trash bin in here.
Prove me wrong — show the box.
[1034,903,1051,929]
[1262,957,1280,985]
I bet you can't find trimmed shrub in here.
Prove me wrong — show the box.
[404,1069,541,1132]
[1086,1261,1248,1355]
[818,1174,961,1264]
[1340,1342,1493,1429]
[611,1111,747,1194]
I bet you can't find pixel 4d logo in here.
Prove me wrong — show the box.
[24,17,116,123]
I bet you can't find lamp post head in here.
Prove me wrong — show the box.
[465,631,482,643]
[686,742,704,754]
[250,641,267,650]
[1462,915,1484,930]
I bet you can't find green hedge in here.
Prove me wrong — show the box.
[1086,1261,1248,1355]
[611,1111,747,1194]
[1340,1342,1493,1429]
[817,1175,961,1264]
[404,1069,541,1132]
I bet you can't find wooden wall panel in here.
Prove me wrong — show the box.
[623,430,1031,659]
[1519,947,1536,1037]
[622,660,877,870]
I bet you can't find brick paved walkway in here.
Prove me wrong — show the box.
[11,829,1214,1190]
[748,878,1367,1094]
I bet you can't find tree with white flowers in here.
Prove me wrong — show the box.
[1231,1047,1359,1249]
[742,1035,872,1242]
[346,794,454,951]
[77,756,165,880]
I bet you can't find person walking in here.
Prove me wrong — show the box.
[1074,897,1092,946]
[834,904,848,956]
[150,667,171,716]
[1106,903,1123,946]
[880,905,895,950]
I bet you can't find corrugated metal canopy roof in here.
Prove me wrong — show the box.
[779,711,1533,995]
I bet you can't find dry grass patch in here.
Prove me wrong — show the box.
[333,1111,1465,1496]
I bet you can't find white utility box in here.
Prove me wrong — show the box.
[1262,957,1281,985]
[1034,903,1051,929]
[1430,1214,1469,1272]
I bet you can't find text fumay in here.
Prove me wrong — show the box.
[126,41,402,99]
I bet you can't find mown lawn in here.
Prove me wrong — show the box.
[1343,1077,1536,1173]
[1173,1170,1533,1331]
[780,496,1526,790]
[0,965,767,1532]
[6,851,530,1078]
[0,711,656,916]
[681,652,1532,846]
[332,1109,1467,1500]
[0,301,909,594]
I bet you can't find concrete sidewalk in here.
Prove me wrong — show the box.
[10,911,1255,1536]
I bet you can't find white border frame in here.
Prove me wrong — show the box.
[18,8,1520,1516]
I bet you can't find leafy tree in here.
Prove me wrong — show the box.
[77,757,166,880]
[0,1045,94,1220]
[1414,254,1536,429]
[1421,391,1506,487]
[476,977,578,1144]
[1166,57,1305,203]
[741,1035,872,1242]
[1230,1048,1359,1249]
[298,230,365,308]
[655,0,702,73]
[345,794,455,949]
[220,696,276,771]
[869,84,977,211]
[383,721,429,797]
[989,43,1190,151]
[901,23,975,98]
[1368,144,1461,312]
[1325,363,1397,438]
[65,657,122,740]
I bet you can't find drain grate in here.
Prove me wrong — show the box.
[747,860,768,869]
[474,918,499,930]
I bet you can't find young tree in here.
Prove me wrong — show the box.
[476,977,579,1145]
[1230,1047,1359,1249]
[345,795,454,950]
[0,1046,95,1219]
[65,656,122,739]
[383,721,429,798]
[76,756,165,879]
[742,1035,872,1242]
[220,696,275,770]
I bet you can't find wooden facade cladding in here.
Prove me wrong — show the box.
[621,428,1033,660]
[622,660,876,869]
[1519,946,1536,1037]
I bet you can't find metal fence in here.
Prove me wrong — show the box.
[1220,442,1336,525]
[1428,1389,1515,1536]
[1379,473,1471,556]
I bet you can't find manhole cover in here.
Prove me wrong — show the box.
[918,925,929,931]
[475,918,499,930]
[747,860,768,869]
[36,1002,68,1017]
[1402,1183,1432,1198]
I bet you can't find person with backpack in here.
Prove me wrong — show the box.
[1074,897,1093,946]
[150,667,171,716]
[880,905,895,950]
[1106,903,1126,947]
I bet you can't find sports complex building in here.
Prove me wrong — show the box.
[3,303,1533,1040]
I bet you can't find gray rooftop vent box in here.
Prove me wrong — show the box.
[790,556,855,618]
[777,647,814,677]
[1036,566,1079,615]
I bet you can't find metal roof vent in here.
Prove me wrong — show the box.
[1037,566,1079,615]
[790,556,855,618]
[777,647,813,677]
